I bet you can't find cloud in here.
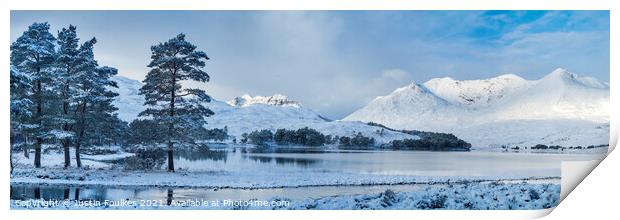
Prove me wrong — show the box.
[11,11,609,119]
[381,69,411,81]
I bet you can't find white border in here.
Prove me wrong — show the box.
[2,1,618,219]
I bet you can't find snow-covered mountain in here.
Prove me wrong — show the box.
[203,95,417,143]
[344,68,610,149]
[227,94,302,108]
[423,74,529,108]
[111,75,145,122]
[111,76,418,143]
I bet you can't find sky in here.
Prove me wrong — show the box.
[10,11,610,119]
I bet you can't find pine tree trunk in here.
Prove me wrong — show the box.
[63,93,71,168]
[34,78,42,168]
[23,144,29,158]
[74,187,80,201]
[34,138,42,168]
[63,188,70,200]
[63,140,71,168]
[10,150,13,174]
[22,134,30,158]
[75,103,86,168]
[10,148,14,174]
[23,136,29,158]
[10,126,15,174]
[167,70,176,172]
[167,143,174,172]
[75,142,82,168]
[34,187,41,199]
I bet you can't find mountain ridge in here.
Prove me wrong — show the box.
[344,68,609,149]
[112,68,609,149]
[110,76,419,144]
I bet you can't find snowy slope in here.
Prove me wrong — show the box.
[110,77,418,143]
[423,74,529,108]
[487,69,609,123]
[345,82,463,131]
[344,68,609,149]
[227,94,302,108]
[111,75,145,122]
[204,95,418,143]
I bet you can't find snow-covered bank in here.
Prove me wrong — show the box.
[478,144,609,154]
[11,182,559,210]
[279,182,559,210]
[12,148,134,169]
[10,166,557,189]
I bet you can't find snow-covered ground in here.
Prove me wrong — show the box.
[12,147,134,170]
[277,182,559,210]
[11,165,557,189]
[11,182,559,210]
[457,119,609,150]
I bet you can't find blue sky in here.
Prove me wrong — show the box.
[10,11,610,119]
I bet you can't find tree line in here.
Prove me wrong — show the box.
[240,127,376,147]
[10,23,123,169]
[367,122,471,151]
[10,22,215,172]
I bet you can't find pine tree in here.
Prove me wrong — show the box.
[10,66,32,128]
[71,38,122,167]
[139,33,214,172]
[72,37,97,167]
[82,66,122,147]
[56,25,80,168]
[10,22,57,168]
[10,66,33,173]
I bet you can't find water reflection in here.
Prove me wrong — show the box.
[63,188,70,200]
[11,185,84,201]
[246,155,272,163]
[10,183,435,204]
[167,189,173,206]
[11,185,144,203]
[175,148,227,162]
[242,146,366,154]
[274,157,317,166]
[172,147,331,171]
[244,155,319,167]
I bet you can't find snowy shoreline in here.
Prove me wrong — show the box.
[11,181,560,210]
[11,166,559,189]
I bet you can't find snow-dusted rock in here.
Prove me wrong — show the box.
[227,94,302,108]
[424,73,529,108]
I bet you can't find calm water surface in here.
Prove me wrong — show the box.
[175,147,603,177]
[11,147,602,203]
